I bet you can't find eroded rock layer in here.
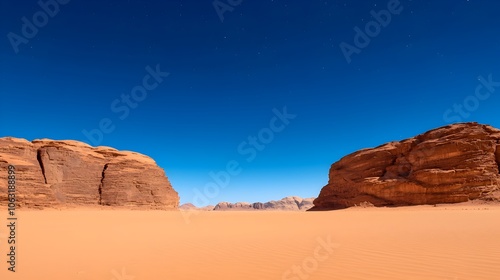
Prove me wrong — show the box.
[312,123,500,210]
[0,138,179,209]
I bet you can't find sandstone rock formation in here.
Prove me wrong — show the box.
[214,196,314,211]
[311,123,500,210]
[0,137,179,209]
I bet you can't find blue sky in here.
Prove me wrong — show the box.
[1,0,500,206]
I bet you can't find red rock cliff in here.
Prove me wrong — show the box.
[0,138,179,209]
[311,123,500,210]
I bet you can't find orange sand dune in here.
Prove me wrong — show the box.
[1,204,499,279]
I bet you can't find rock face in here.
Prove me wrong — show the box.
[214,196,314,211]
[0,138,179,209]
[312,123,500,210]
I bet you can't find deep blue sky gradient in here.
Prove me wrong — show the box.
[1,0,500,205]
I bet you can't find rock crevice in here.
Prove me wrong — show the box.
[98,163,109,205]
[36,148,48,184]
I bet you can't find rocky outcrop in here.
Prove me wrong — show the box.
[214,196,314,211]
[0,138,179,209]
[311,123,500,210]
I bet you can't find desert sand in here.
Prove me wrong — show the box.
[1,204,499,280]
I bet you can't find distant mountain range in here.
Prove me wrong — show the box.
[180,196,315,211]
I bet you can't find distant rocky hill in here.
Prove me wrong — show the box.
[311,123,500,211]
[212,196,315,211]
[179,203,214,211]
[0,138,179,209]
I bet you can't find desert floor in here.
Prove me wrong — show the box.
[0,204,499,280]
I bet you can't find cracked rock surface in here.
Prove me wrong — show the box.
[0,138,179,209]
[311,122,500,210]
